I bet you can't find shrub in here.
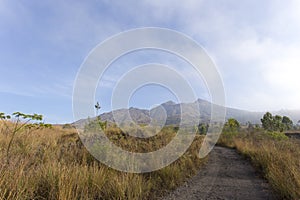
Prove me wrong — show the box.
[264,131,289,141]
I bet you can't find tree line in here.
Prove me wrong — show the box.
[197,112,295,135]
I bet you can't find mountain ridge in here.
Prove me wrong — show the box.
[73,98,300,128]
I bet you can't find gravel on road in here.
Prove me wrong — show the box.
[162,146,278,200]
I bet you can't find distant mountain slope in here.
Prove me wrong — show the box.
[73,99,300,128]
[275,109,300,124]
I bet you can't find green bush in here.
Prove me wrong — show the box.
[265,131,289,141]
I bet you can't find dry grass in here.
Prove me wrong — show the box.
[218,130,300,199]
[0,122,205,200]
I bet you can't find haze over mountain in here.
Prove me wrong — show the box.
[73,98,300,128]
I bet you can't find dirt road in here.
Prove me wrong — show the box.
[163,146,277,200]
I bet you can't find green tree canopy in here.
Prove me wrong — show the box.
[223,118,240,133]
[261,112,274,131]
[282,116,293,130]
[197,123,209,135]
[261,112,293,132]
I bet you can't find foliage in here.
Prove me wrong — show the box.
[95,101,101,116]
[261,112,274,131]
[197,123,209,135]
[62,123,75,129]
[85,101,107,132]
[0,111,52,164]
[274,115,284,131]
[282,116,293,130]
[84,116,107,132]
[218,118,241,147]
[261,112,293,132]
[223,118,240,133]
[265,131,289,141]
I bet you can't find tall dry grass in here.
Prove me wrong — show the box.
[218,130,300,199]
[0,122,205,200]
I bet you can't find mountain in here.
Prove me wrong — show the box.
[100,107,151,125]
[73,99,300,128]
[275,109,300,123]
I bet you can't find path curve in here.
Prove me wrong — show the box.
[163,146,277,200]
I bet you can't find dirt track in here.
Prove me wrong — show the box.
[162,146,277,200]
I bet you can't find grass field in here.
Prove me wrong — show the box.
[2,117,299,199]
[0,122,205,200]
[218,129,300,199]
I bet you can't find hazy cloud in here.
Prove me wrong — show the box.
[1,0,300,123]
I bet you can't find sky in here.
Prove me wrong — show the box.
[0,0,300,123]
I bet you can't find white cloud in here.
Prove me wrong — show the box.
[55,0,300,110]
[2,0,300,113]
[170,0,300,110]
[264,49,300,109]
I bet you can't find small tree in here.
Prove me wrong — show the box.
[0,112,51,164]
[223,118,240,133]
[261,112,274,131]
[282,116,293,131]
[274,115,284,132]
[95,101,101,116]
[220,118,240,146]
[197,123,209,135]
[84,101,107,132]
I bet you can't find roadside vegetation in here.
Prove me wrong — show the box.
[0,112,205,200]
[2,110,299,199]
[218,113,300,199]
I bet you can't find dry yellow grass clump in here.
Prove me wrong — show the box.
[0,122,205,200]
[218,130,300,199]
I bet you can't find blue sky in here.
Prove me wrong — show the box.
[1,0,300,123]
